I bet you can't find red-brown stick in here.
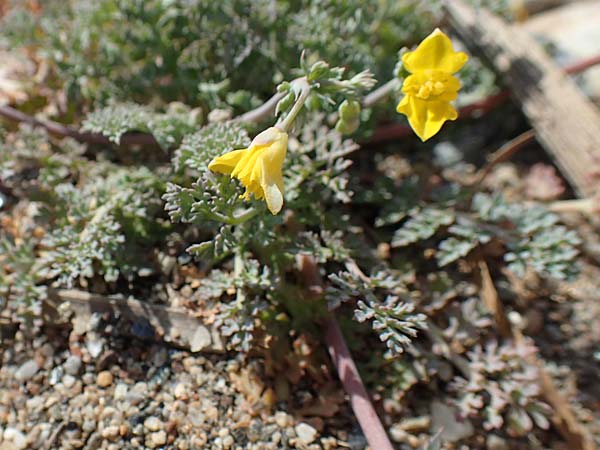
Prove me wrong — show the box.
[324,315,395,450]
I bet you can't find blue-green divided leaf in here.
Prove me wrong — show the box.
[392,208,454,247]
[173,122,250,173]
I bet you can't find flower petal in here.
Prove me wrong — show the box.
[402,28,468,74]
[252,126,286,146]
[397,95,458,142]
[208,127,288,214]
[208,149,246,175]
[436,75,462,102]
[260,158,284,215]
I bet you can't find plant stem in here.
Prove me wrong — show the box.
[235,91,286,124]
[362,78,401,108]
[1,54,598,147]
[276,78,311,132]
[0,104,160,147]
[324,315,395,450]
[472,129,536,186]
[230,207,259,225]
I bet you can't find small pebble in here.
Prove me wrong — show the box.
[174,382,187,399]
[97,371,113,388]
[64,355,82,375]
[148,430,167,448]
[86,337,104,358]
[274,412,290,428]
[144,416,163,432]
[3,427,28,449]
[101,426,120,441]
[62,374,76,388]
[487,434,509,450]
[271,432,282,444]
[15,360,39,382]
[114,383,128,400]
[295,422,318,444]
[222,435,234,448]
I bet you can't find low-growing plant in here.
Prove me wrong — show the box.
[0,2,580,447]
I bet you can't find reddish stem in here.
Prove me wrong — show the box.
[563,54,600,75]
[0,104,160,147]
[1,54,598,148]
[324,315,395,450]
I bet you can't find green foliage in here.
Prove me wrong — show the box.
[0,125,167,298]
[437,220,492,267]
[172,122,250,173]
[37,167,165,286]
[0,4,587,446]
[389,192,580,280]
[1,0,437,111]
[212,258,279,351]
[392,207,455,247]
[355,297,427,356]
[0,239,46,320]
[82,102,200,149]
[450,339,552,436]
[327,270,426,355]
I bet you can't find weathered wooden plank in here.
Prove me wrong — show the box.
[444,0,600,197]
[522,0,600,102]
[510,0,582,17]
[45,288,225,353]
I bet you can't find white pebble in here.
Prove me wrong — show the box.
[4,427,28,449]
[15,360,39,382]
[144,416,163,432]
[295,422,318,444]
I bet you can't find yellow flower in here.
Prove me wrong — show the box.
[208,126,288,215]
[396,28,468,141]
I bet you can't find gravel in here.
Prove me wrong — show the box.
[0,327,360,449]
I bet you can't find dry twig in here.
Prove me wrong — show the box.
[472,129,536,186]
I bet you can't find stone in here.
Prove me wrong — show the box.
[174,382,187,399]
[274,412,291,428]
[64,355,82,375]
[82,420,97,433]
[97,371,113,388]
[487,434,509,450]
[271,432,282,445]
[114,383,128,400]
[3,428,27,449]
[294,423,317,444]
[430,400,474,443]
[147,430,167,448]
[63,374,76,388]
[48,367,63,385]
[222,435,234,449]
[189,326,212,352]
[86,337,104,359]
[144,416,163,432]
[101,426,120,441]
[15,360,39,382]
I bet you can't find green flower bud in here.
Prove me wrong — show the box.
[338,99,361,122]
[275,91,295,117]
[335,117,360,135]
[307,61,330,82]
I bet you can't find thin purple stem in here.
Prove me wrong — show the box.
[324,315,395,450]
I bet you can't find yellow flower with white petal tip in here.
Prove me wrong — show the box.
[396,28,468,142]
[208,126,288,215]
